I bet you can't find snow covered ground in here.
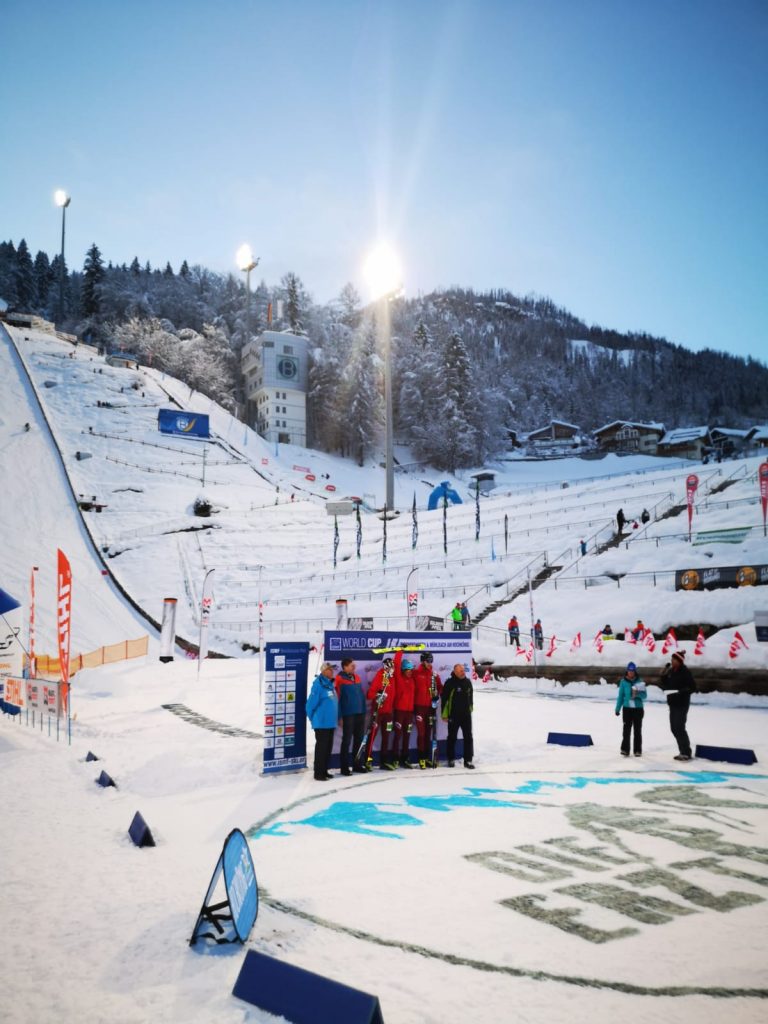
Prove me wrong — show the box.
[1,326,767,1023]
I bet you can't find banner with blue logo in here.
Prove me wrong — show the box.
[157,408,210,439]
[190,828,258,945]
[263,641,309,775]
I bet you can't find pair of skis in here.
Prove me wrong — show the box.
[356,644,426,768]
[429,672,440,768]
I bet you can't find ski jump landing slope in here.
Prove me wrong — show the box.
[0,328,155,656]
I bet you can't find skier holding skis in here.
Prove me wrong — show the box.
[413,652,443,768]
[441,663,474,769]
[392,650,416,768]
[366,657,397,769]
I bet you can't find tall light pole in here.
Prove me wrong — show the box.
[54,189,71,324]
[363,242,401,513]
[236,243,259,344]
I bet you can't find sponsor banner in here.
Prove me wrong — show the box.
[292,464,310,473]
[692,527,752,545]
[157,409,210,438]
[3,676,25,708]
[675,563,768,591]
[56,550,72,690]
[415,615,447,632]
[760,462,768,533]
[348,616,374,630]
[756,609,768,643]
[262,642,309,775]
[0,600,23,678]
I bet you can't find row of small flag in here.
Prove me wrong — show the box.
[512,626,750,662]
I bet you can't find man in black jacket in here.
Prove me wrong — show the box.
[660,650,695,760]
[441,663,474,769]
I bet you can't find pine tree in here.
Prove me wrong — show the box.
[163,262,174,277]
[82,243,105,317]
[34,251,52,309]
[179,260,190,278]
[14,239,36,309]
[343,317,383,465]
[281,271,309,332]
[130,257,141,276]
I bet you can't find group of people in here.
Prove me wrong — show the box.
[507,616,544,649]
[614,650,695,759]
[306,649,475,781]
[450,602,471,630]
[616,507,651,535]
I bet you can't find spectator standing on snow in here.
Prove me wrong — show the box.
[660,650,695,761]
[580,538,587,556]
[614,661,646,757]
[508,615,520,647]
[306,662,338,781]
[413,652,443,768]
[393,650,416,768]
[367,657,397,770]
[334,657,367,775]
[441,663,474,769]
[460,602,471,627]
[641,508,650,525]
[533,619,544,650]
[616,508,626,534]
[451,603,463,631]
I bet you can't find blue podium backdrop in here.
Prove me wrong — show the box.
[322,630,473,762]
[263,642,309,775]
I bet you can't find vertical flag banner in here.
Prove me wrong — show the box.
[504,514,509,555]
[56,549,72,710]
[406,568,419,628]
[475,484,480,542]
[686,473,699,541]
[198,568,215,669]
[382,509,388,564]
[356,504,362,559]
[443,493,448,556]
[29,568,37,679]
[411,492,418,550]
[759,462,768,537]
[333,516,339,569]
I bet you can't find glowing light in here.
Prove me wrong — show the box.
[236,243,257,272]
[54,189,71,208]
[363,242,402,300]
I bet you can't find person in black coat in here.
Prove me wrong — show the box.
[616,508,626,534]
[659,650,695,760]
[441,664,474,768]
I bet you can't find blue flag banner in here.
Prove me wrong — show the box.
[356,506,362,559]
[382,509,387,564]
[475,485,480,541]
[411,493,418,550]
[333,516,339,568]
[190,828,259,945]
[263,642,309,774]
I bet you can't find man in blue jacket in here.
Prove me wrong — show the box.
[334,657,368,775]
[306,662,338,781]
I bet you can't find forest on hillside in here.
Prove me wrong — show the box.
[1,237,766,471]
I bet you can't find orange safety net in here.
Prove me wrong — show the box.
[31,636,149,679]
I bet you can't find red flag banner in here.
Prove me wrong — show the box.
[686,473,699,540]
[29,568,37,679]
[57,550,72,706]
[760,462,768,536]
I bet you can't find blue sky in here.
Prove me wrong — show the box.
[1,0,766,360]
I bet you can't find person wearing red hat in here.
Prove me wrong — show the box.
[660,649,695,760]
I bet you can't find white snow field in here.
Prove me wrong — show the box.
[1,326,767,1024]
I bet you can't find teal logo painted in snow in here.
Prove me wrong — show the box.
[250,771,767,840]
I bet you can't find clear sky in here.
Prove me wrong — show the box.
[1,0,766,360]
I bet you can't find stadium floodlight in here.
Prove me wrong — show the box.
[54,189,71,324]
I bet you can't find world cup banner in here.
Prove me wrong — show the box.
[57,549,72,690]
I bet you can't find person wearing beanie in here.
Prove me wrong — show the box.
[367,657,398,770]
[306,662,339,780]
[660,649,695,760]
[413,651,443,768]
[392,650,416,767]
[614,662,647,757]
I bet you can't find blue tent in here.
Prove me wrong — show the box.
[0,588,21,615]
[427,481,463,511]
